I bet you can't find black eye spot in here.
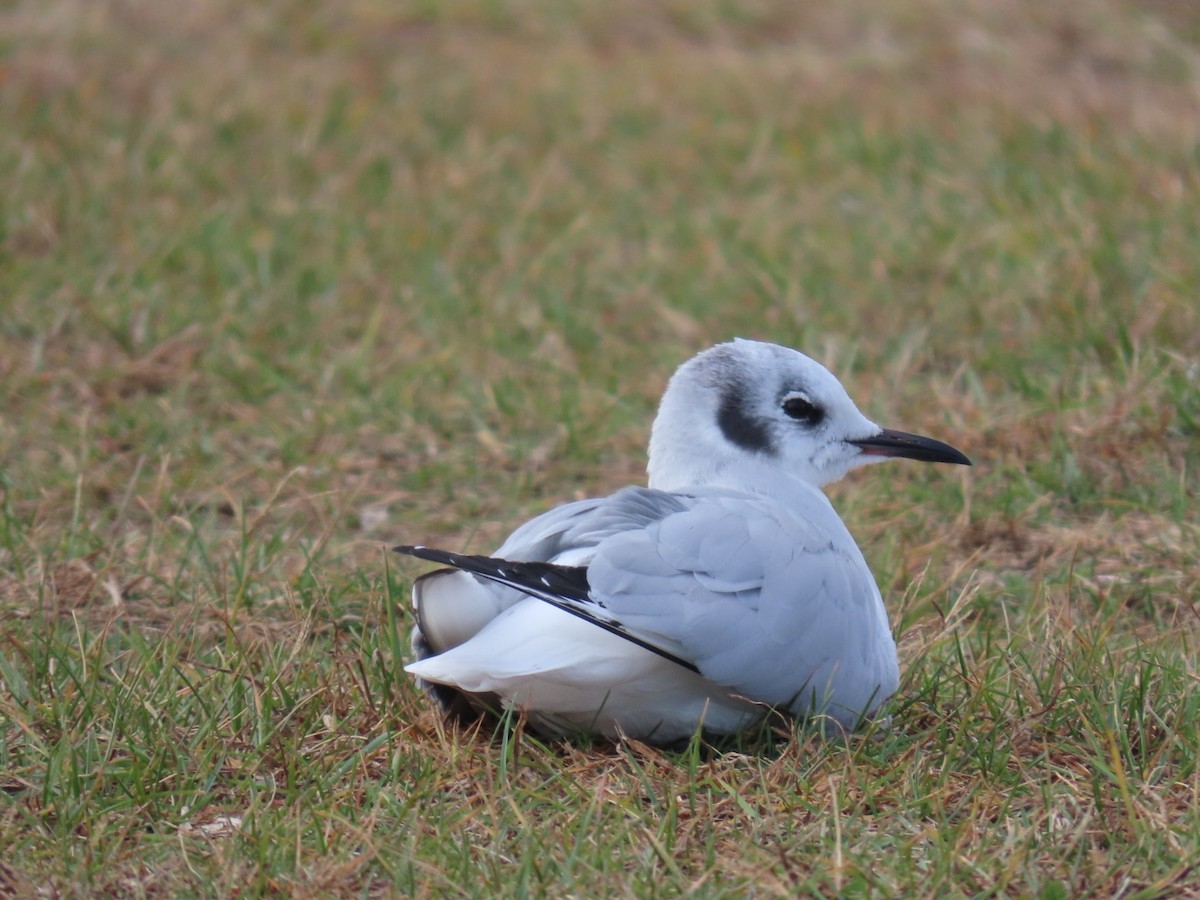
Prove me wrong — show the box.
[782,394,823,425]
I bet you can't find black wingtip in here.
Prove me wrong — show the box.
[394,544,446,564]
[395,545,496,575]
[394,543,701,675]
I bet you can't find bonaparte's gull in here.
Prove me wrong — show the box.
[397,339,970,743]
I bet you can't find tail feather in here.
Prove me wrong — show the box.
[411,567,507,653]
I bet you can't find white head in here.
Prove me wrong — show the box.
[647,339,970,492]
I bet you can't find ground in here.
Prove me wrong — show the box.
[1,0,1198,896]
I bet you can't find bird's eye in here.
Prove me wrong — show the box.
[782,394,823,425]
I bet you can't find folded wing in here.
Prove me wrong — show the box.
[401,482,898,734]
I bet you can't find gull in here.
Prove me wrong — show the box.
[396,339,970,743]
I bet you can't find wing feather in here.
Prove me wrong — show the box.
[495,487,689,564]
[394,545,700,673]
[583,487,897,716]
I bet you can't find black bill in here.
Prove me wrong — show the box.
[850,428,971,466]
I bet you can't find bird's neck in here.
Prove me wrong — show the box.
[648,448,815,498]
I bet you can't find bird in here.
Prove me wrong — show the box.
[396,338,970,743]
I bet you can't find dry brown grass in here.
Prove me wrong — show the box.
[2,0,1199,895]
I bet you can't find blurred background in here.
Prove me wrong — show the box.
[4,0,1196,613]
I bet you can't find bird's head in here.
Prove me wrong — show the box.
[647,338,970,491]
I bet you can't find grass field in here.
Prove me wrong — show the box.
[2,0,1199,895]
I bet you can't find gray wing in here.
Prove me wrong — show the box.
[583,490,892,709]
[495,486,689,564]
[406,486,693,656]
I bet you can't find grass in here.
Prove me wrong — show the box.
[2,0,1199,894]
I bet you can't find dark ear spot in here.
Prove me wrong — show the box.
[717,386,774,454]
